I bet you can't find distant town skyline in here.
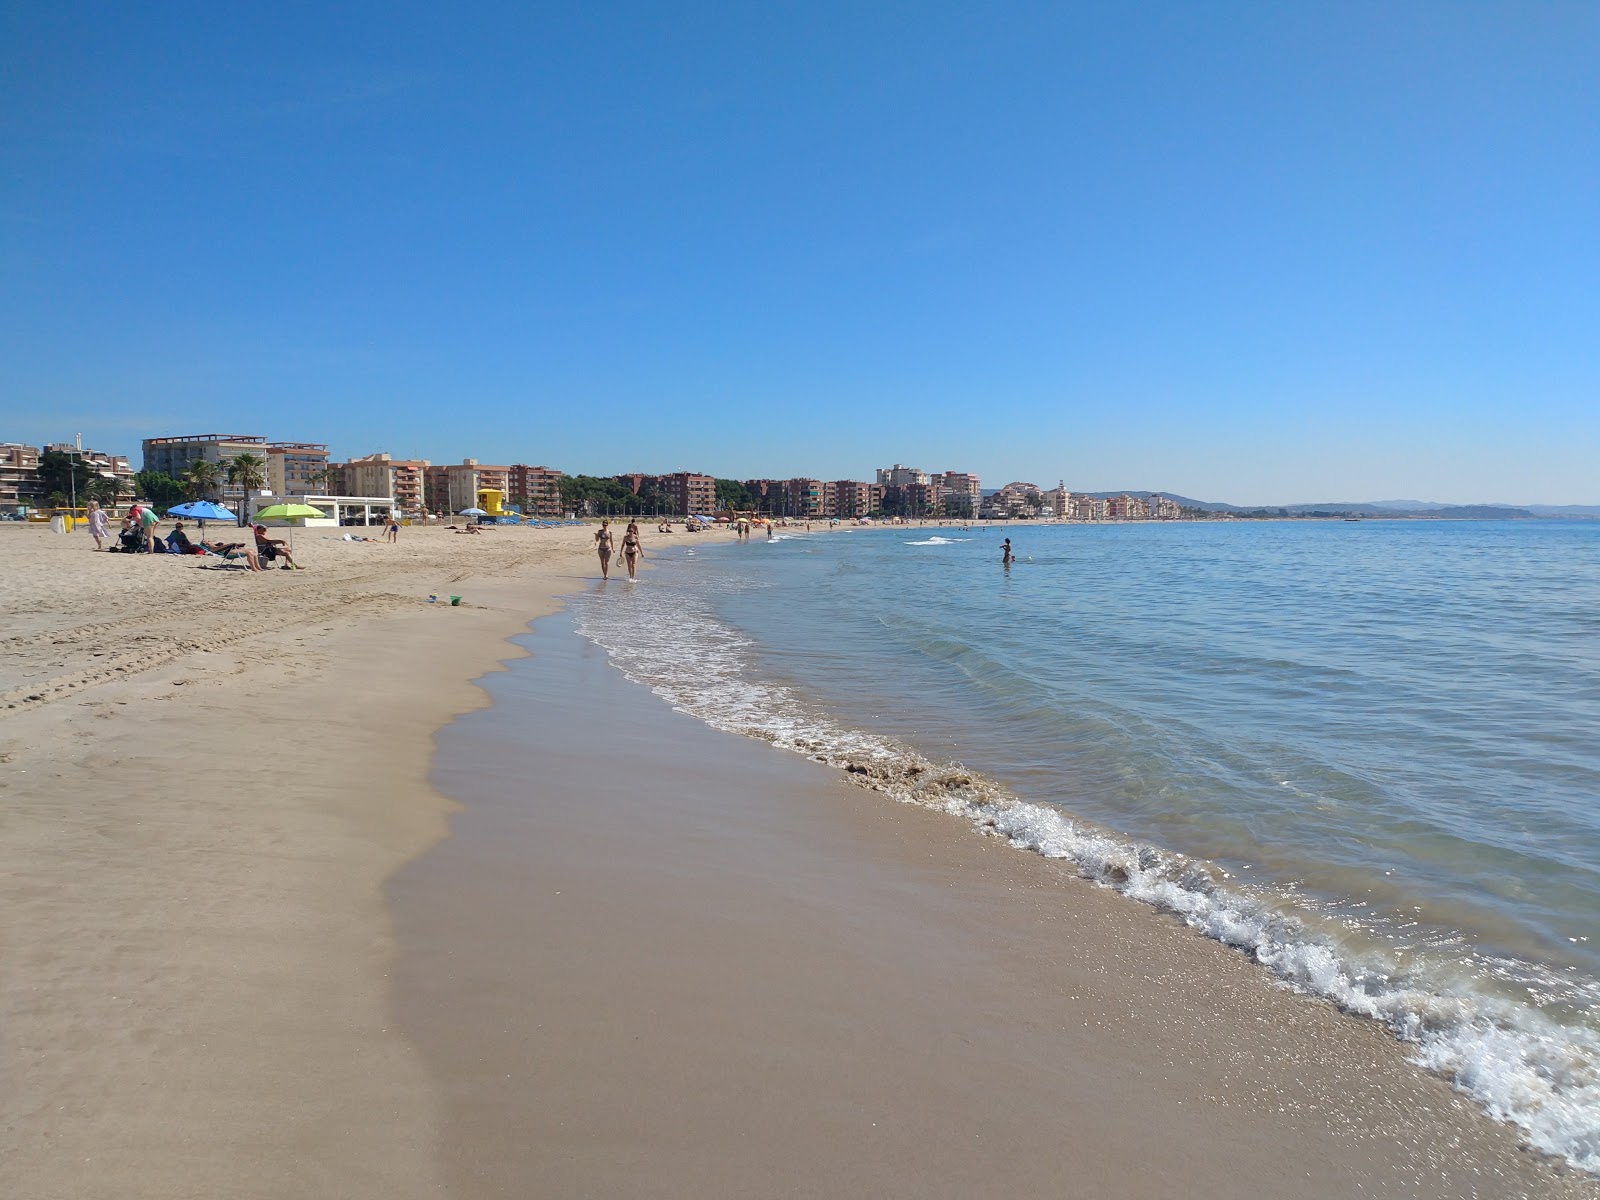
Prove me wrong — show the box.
[5,5,1597,505]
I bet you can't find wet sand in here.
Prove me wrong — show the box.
[397,608,1597,1199]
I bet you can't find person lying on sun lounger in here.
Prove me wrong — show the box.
[202,541,264,571]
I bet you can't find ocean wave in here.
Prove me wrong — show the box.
[572,574,1600,1176]
[904,536,969,545]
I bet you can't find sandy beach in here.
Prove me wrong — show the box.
[3,520,1595,1198]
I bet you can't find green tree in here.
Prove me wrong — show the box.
[558,474,635,517]
[88,474,128,510]
[225,452,268,525]
[183,458,222,503]
[134,469,188,510]
[714,478,753,511]
[38,449,96,504]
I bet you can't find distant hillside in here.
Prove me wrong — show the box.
[1525,505,1600,518]
[1282,502,1537,519]
[1000,489,1593,518]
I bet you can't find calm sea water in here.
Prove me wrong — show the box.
[571,519,1600,1172]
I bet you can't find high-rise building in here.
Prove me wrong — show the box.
[341,453,430,510]
[743,479,779,513]
[142,434,270,507]
[783,478,825,518]
[884,481,943,518]
[933,471,981,518]
[508,464,564,518]
[829,480,881,519]
[265,441,331,499]
[659,472,716,516]
[876,463,930,487]
[424,459,510,513]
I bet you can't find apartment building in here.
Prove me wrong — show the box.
[884,481,943,517]
[1039,484,1070,518]
[933,471,982,518]
[508,464,564,518]
[876,463,930,487]
[984,481,1044,518]
[658,471,716,516]
[829,480,882,519]
[423,459,510,513]
[0,443,43,509]
[265,441,331,498]
[45,442,134,489]
[342,453,429,511]
[1070,495,1107,521]
[783,478,826,519]
[143,434,270,507]
[743,479,778,513]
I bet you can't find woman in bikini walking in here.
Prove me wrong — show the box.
[594,520,614,579]
[621,526,643,580]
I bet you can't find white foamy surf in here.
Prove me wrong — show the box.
[572,556,1600,1176]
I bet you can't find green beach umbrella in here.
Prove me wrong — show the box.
[252,501,328,549]
[253,502,326,522]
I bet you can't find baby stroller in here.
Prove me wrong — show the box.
[111,526,146,553]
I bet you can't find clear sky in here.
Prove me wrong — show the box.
[4,2,1597,505]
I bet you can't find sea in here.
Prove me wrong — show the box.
[569,518,1600,1174]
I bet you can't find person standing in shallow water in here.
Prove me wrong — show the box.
[621,525,642,580]
[594,520,614,579]
[1002,537,1014,566]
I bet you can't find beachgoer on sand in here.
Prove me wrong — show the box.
[204,541,264,571]
[594,520,613,579]
[138,503,161,553]
[87,501,108,550]
[385,516,399,543]
[253,525,302,569]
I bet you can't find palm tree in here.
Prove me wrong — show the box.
[183,458,222,502]
[89,475,126,512]
[226,453,268,526]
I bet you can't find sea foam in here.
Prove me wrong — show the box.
[572,565,1600,1176]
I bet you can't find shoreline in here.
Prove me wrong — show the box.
[4,522,1596,1196]
[403,603,1597,1197]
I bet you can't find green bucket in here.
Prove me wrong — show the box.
[450,595,462,606]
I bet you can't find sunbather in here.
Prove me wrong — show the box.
[167,522,196,554]
[202,541,264,571]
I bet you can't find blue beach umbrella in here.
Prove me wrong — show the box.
[166,500,238,534]
[167,500,238,522]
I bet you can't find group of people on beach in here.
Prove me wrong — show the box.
[85,501,302,571]
[594,520,643,580]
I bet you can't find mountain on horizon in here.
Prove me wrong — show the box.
[1071,492,1598,519]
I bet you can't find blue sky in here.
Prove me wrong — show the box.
[4,2,1597,504]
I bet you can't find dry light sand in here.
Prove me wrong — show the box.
[1,519,1595,1199]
